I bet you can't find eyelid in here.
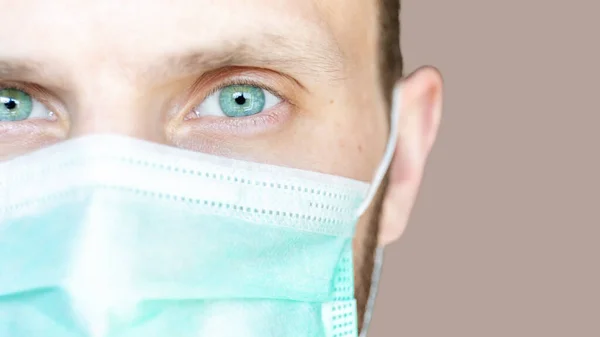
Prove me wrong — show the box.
[202,78,286,104]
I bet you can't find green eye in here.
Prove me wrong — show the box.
[194,84,282,118]
[0,88,33,121]
[218,85,266,117]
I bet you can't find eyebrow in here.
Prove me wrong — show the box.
[0,61,44,79]
[142,33,347,84]
[0,33,347,86]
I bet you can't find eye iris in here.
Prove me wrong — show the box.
[0,89,33,121]
[219,85,266,117]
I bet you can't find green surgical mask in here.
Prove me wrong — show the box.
[0,86,401,337]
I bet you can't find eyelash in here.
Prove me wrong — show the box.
[1,82,33,95]
[198,77,286,106]
[0,82,59,117]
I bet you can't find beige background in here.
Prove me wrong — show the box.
[370,1,599,336]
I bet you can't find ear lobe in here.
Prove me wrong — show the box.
[378,66,443,246]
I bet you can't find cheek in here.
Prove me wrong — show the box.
[293,100,388,181]
[169,98,385,181]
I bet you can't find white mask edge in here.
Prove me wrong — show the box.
[356,83,402,216]
[358,246,385,337]
[357,82,402,335]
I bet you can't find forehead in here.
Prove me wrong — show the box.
[1,0,377,73]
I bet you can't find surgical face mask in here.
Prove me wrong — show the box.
[0,86,401,337]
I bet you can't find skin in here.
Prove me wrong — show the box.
[0,0,443,328]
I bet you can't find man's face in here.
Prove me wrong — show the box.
[1,0,388,314]
[1,0,444,328]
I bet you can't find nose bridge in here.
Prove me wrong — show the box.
[67,73,167,144]
[69,105,154,141]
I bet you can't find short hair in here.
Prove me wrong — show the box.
[379,0,403,109]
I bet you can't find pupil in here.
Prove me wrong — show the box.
[4,99,17,110]
[234,93,247,105]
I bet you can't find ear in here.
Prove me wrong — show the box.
[378,66,444,246]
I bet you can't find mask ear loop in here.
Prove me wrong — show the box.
[356,83,402,337]
[356,83,402,217]
[359,247,385,337]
